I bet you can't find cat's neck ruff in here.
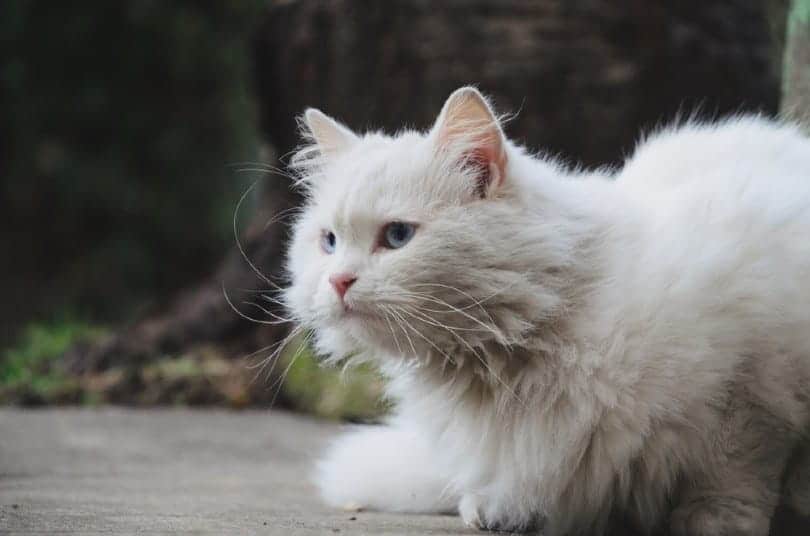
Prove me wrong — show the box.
[377,144,639,414]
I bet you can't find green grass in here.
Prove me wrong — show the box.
[0,321,107,402]
[279,337,388,421]
[0,321,386,420]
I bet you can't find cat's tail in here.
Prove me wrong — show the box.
[315,422,457,514]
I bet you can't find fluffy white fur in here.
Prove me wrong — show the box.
[283,87,810,535]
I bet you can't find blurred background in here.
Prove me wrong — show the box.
[0,0,801,419]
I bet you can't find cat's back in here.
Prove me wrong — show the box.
[601,116,810,362]
[612,116,810,275]
[615,116,810,200]
[614,117,810,244]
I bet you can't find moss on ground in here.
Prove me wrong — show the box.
[0,321,108,404]
[0,322,386,420]
[278,337,388,421]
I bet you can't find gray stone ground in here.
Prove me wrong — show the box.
[0,408,472,535]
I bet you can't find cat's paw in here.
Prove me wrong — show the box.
[459,493,543,533]
[316,425,456,514]
[669,499,770,536]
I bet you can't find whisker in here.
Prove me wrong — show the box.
[397,304,525,409]
[231,286,286,295]
[233,167,292,175]
[383,305,419,359]
[264,209,301,231]
[241,300,294,323]
[399,303,491,333]
[259,296,288,309]
[223,283,290,326]
[392,306,456,367]
[243,336,293,365]
[227,161,295,180]
[268,331,314,408]
[409,283,500,325]
[232,179,284,291]
[247,325,304,388]
[407,280,512,321]
[390,291,502,340]
[380,308,404,355]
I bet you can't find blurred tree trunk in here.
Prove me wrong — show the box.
[67,0,779,404]
[254,0,778,168]
[782,0,810,128]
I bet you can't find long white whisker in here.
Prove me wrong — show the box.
[399,303,491,333]
[269,331,314,408]
[231,286,286,295]
[244,336,293,368]
[223,283,290,326]
[241,300,294,323]
[399,305,525,408]
[393,306,456,367]
[410,283,499,325]
[411,281,513,310]
[247,325,303,388]
[383,305,418,359]
[232,179,283,291]
[380,308,404,355]
[263,206,301,230]
[391,291,502,340]
[227,161,295,180]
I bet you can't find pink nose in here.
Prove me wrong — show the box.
[329,273,357,300]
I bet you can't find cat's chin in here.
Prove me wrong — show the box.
[312,320,400,366]
[320,310,385,342]
[332,316,408,358]
[340,307,376,321]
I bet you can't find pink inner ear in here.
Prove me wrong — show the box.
[468,143,506,198]
[469,148,494,198]
[434,90,508,198]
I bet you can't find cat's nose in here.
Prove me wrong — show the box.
[329,272,357,301]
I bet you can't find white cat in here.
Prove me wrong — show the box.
[283,87,810,535]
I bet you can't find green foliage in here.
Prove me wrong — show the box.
[0,321,107,402]
[280,339,389,421]
[782,0,810,128]
[0,324,386,420]
[791,0,810,23]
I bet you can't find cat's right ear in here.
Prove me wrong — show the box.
[430,87,508,199]
[302,108,358,159]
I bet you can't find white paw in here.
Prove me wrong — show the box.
[459,493,484,529]
[338,501,364,512]
[316,425,456,513]
[459,493,544,533]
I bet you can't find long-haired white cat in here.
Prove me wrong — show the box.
[283,87,810,535]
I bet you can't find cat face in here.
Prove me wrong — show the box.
[285,88,548,364]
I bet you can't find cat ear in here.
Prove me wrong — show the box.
[432,87,508,198]
[303,108,358,159]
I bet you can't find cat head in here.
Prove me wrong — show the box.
[284,87,572,367]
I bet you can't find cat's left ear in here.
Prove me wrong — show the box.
[303,108,358,159]
[431,87,507,198]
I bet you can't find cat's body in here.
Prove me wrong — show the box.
[284,88,810,535]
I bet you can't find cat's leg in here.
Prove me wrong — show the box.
[316,422,456,513]
[669,400,796,536]
[459,489,545,533]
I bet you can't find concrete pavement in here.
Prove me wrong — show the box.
[0,408,470,535]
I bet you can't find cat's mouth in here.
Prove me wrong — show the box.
[337,302,377,321]
[341,305,370,318]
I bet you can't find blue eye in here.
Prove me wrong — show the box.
[321,230,336,254]
[381,222,416,249]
